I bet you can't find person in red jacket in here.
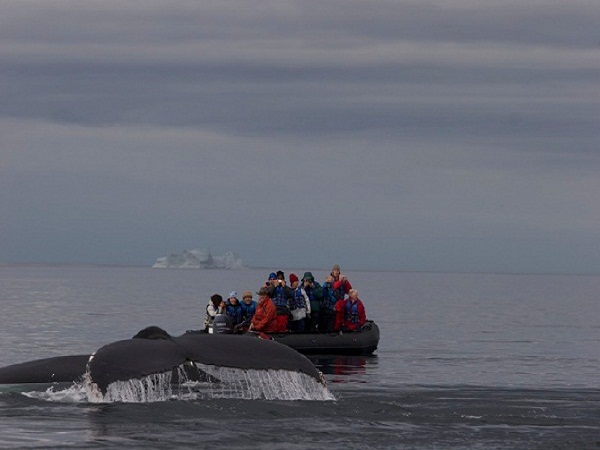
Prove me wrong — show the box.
[249,287,280,332]
[331,264,352,301]
[335,289,366,332]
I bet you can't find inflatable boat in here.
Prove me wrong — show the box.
[209,317,380,356]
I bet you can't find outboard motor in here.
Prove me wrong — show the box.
[209,314,233,334]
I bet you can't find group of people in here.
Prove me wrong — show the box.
[204,264,367,334]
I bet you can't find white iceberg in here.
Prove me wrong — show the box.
[152,249,246,269]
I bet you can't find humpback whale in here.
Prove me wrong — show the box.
[0,326,325,396]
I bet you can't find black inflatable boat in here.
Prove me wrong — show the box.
[261,321,380,355]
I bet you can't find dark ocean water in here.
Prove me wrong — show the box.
[0,266,599,449]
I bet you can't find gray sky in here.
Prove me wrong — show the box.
[1,0,598,273]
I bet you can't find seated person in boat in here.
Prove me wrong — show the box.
[248,287,280,332]
[320,275,339,333]
[267,271,293,332]
[239,290,257,330]
[302,272,323,332]
[204,294,225,330]
[335,289,367,332]
[330,264,352,302]
[288,273,310,332]
[225,291,244,330]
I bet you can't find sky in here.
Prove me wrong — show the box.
[0,0,598,273]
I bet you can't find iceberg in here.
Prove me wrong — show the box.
[152,249,246,269]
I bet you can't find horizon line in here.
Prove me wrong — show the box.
[0,261,598,277]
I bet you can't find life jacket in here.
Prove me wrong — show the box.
[271,286,289,315]
[240,301,257,324]
[288,287,306,311]
[320,284,337,312]
[304,284,320,312]
[345,300,360,324]
[271,286,287,307]
[331,277,343,301]
[332,286,343,301]
[331,275,350,301]
[225,301,243,326]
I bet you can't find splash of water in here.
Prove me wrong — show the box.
[22,383,88,403]
[84,362,334,403]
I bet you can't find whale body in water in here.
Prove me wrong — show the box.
[0,326,324,396]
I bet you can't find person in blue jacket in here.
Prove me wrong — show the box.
[302,272,323,331]
[225,291,244,329]
[267,271,293,331]
[240,290,257,330]
[320,275,338,333]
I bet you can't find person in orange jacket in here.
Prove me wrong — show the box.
[248,287,280,332]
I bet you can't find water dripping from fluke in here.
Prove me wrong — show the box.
[85,362,335,403]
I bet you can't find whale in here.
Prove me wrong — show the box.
[0,326,324,394]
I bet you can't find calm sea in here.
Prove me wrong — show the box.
[0,266,598,449]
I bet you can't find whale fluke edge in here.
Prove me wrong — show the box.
[0,326,323,393]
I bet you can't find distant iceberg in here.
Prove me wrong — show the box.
[152,249,246,269]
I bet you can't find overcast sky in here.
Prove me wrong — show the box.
[0,0,598,273]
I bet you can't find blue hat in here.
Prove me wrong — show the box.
[228,291,238,298]
[268,272,277,280]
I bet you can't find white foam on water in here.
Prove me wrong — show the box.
[22,383,88,403]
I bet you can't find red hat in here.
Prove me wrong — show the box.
[289,273,299,284]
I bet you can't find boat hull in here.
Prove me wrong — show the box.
[263,321,380,355]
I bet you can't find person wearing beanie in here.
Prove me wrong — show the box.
[240,291,257,330]
[288,273,310,332]
[225,291,243,330]
[267,273,293,332]
[302,272,323,331]
[204,293,225,330]
[320,275,339,333]
[265,272,277,288]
